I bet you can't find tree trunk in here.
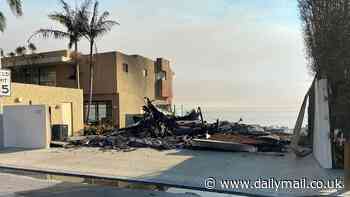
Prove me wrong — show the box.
[74,42,80,89]
[86,40,94,123]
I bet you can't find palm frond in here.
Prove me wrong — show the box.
[49,13,74,29]
[90,1,99,28]
[84,1,118,40]
[95,20,119,38]
[30,0,91,50]
[98,18,119,28]
[0,12,6,32]
[80,0,92,16]
[75,0,91,34]
[7,0,23,16]
[58,0,73,18]
[78,0,91,26]
[97,11,119,26]
[29,29,70,41]
[97,11,110,23]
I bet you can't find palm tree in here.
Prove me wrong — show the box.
[29,0,91,89]
[7,52,15,57]
[0,0,23,32]
[81,0,118,122]
[28,43,37,54]
[15,46,26,56]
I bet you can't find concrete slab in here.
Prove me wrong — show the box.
[0,147,344,196]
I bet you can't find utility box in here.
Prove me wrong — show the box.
[52,124,68,141]
[1,105,50,149]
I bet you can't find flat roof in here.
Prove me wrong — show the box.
[2,50,72,68]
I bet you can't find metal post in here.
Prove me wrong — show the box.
[181,104,183,116]
[0,52,3,69]
[345,142,350,190]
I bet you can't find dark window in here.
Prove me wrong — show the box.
[31,68,39,84]
[39,67,56,86]
[123,63,129,73]
[85,104,95,122]
[11,66,56,86]
[12,68,26,83]
[84,101,113,124]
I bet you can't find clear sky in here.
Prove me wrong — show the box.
[0,0,313,109]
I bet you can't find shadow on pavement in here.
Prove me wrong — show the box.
[14,182,199,197]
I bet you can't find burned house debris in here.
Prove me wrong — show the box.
[65,98,291,153]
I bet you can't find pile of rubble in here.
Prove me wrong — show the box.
[67,98,291,153]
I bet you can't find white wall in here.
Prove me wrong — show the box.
[313,78,332,169]
[2,105,50,149]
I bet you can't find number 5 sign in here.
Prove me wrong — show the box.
[0,69,11,96]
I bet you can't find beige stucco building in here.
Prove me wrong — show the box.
[2,50,174,128]
[1,83,84,136]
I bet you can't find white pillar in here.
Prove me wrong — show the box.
[313,78,332,168]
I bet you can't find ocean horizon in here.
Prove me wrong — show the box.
[174,105,305,129]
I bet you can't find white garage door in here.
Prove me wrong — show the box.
[3,105,50,149]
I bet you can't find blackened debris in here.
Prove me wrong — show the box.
[68,98,291,153]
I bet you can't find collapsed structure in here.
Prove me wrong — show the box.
[1,50,293,155]
[292,77,344,169]
[67,98,291,153]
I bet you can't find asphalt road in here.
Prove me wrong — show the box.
[0,172,200,197]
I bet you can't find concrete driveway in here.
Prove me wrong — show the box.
[0,147,344,196]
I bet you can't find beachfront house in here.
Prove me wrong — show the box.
[1,50,174,128]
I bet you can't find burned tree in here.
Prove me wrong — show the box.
[298,0,350,168]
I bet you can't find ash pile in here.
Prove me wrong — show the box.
[67,98,291,153]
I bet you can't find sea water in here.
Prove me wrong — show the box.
[175,106,305,129]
